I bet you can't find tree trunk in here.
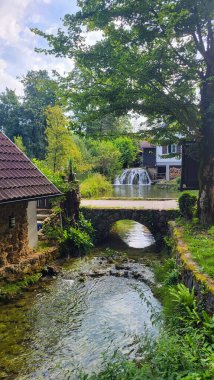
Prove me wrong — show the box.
[198,66,214,224]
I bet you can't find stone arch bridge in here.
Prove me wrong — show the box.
[81,206,179,244]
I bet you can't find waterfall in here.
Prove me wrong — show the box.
[114,168,151,185]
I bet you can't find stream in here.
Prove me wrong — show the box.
[0,221,162,380]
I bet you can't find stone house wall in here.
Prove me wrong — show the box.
[0,201,31,267]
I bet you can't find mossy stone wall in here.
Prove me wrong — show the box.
[170,223,214,314]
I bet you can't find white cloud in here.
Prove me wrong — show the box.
[0,0,76,95]
[0,59,24,95]
[84,30,104,46]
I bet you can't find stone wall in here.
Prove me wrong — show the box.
[0,201,30,267]
[169,223,214,314]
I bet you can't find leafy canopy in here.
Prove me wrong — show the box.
[32,0,214,140]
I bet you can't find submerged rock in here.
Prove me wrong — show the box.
[42,265,60,277]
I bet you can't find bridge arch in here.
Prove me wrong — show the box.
[81,207,179,245]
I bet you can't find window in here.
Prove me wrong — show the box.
[171,144,177,153]
[162,146,168,154]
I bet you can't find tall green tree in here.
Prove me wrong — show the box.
[21,70,59,159]
[0,89,22,138]
[90,140,122,180]
[114,136,138,168]
[33,0,214,223]
[45,105,82,173]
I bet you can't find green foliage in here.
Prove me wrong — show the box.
[0,273,42,301]
[80,174,112,198]
[92,140,122,180]
[14,135,27,154]
[78,212,95,240]
[45,105,83,173]
[154,257,181,286]
[43,213,95,256]
[59,227,94,255]
[114,136,138,168]
[32,158,68,192]
[0,71,60,159]
[179,192,197,220]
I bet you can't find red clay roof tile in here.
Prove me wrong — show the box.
[0,132,61,203]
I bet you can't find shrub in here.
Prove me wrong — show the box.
[80,173,112,198]
[59,227,94,255]
[179,192,197,219]
[42,212,95,255]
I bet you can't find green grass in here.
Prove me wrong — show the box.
[177,219,214,279]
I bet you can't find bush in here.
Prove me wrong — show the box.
[179,192,197,219]
[59,227,94,255]
[80,174,112,198]
[42,212,95,256]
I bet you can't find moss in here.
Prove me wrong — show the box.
[0,273,42,301]
[171,221,214,297]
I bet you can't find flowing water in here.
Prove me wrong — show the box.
[0,221,161,380]
[115,168,151,185]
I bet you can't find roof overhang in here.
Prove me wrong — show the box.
[0,193,63,206]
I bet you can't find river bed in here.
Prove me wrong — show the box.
[0,221,162,380]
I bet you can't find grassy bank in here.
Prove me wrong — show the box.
[176,218,214,279]
[0,273,42,302]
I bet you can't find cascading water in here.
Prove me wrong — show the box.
[115,168,151,185]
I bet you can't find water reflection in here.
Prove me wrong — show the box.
[113,184,179,199]
[111,220,155,248]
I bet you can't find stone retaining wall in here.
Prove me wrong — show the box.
[0,202,30,268]
[170,223,214,314]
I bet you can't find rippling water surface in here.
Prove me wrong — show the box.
[113,184,179,198]
[0,221,161,380]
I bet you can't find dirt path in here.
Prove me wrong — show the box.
[81,199,178,210]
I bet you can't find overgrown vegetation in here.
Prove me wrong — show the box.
[179,192,198,220]
[79,258,214,380]
[43,212,95,256]
[80,174,112,198]
[0,273,42,301]
[176,218,214,279]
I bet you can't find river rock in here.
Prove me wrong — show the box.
[42,265,60,277]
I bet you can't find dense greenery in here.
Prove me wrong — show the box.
[43,212,95,256]
[177,218,214,279]
[80,174,112,198]
[33,0,214,223]
[179,192,198,220]
[0,71,59,159]
[79,258,214,380]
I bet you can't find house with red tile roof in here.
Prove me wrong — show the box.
[0,132,61,268]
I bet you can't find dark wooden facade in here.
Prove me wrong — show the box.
[181,143,199,190]
[142,147,156,167]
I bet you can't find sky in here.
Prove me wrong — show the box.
[0,0,79,95]
[0,0,143,128]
